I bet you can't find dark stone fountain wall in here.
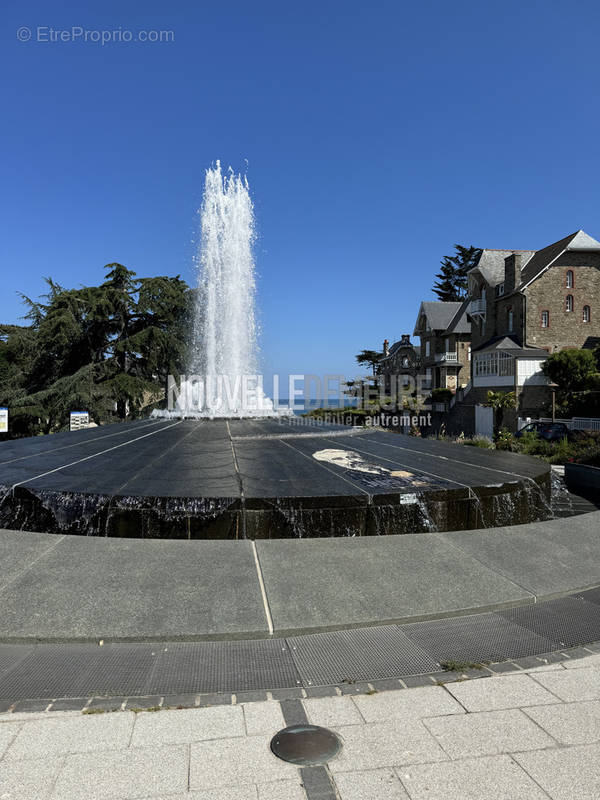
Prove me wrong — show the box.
[0,419,551,539]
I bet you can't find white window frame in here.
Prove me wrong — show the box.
[473,352,513,377]
[566,270,574,288]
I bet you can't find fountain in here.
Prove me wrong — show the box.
[157,162,284,418]
[0,164,553,538]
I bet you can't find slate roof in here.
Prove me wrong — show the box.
[518,230,600,289]
[413,301,464,335]
[468,249,535,287]
[445,298,471,335]
[473,334,548,359]
[468,231,600,292]
[380,337,417,363]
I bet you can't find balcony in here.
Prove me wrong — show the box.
[435,351,459,364]
[468,298,486,318]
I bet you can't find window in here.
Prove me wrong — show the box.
[583,305,591,323]
[507,308,514,332]
[565,295,574,312]
[425,340,430,357]
[496,283,505,297]
[566,270,574,288]
[473,352,513,377]
[541,310,549,328]
[467,346,471,361]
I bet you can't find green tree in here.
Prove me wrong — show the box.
[484,390,517,437]
[0,264,193,436]
[355,349,382,376]
[433,245,482,301]
[542,349,598,416]
[542,349,596,390]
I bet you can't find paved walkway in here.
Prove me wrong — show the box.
[3,650,600,799]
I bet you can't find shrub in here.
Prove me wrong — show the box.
[494,427,515,451]
[461,435,493,449]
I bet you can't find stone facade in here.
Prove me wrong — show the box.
[413,302,471,392]
[463,231,600,429]
[468,239,600,354]
[525,252,600,352]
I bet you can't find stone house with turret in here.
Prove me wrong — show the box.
[466,230,600,419]
[377,335,420,396]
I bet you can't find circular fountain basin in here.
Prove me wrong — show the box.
[0,418,551,538]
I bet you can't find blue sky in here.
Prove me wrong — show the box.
[2,0,600,389]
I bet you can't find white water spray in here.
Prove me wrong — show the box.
[160,162,286,418]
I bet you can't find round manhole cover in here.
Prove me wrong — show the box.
[270,724,342,765]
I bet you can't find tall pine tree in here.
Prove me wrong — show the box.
[433,245,482,301]
[0,264,193,436]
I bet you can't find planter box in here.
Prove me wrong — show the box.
[564,462,600,502]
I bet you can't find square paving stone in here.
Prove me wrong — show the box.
[257,779,307,799]
[303,696,364,727]
[524,700,600,745]
[423,708,555,759]
[52,743,189,799]
[5,710,134,759]
[328,721,448,772]
[531,668,600,702]
[0,723,19,758]
[514,743,600,800]
[564,653,600,669]
[0,756,62,800]
[190,736,300,791]
[242,700,286,736]
[334,768,409,799]
[444,673,557,712]
[352,685,464,723]
[398,754,550,800]
[131,704,244,747]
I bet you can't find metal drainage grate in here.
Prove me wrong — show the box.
[270,724,342,766]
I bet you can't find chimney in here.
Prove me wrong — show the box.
[383,339,390,356]
[504,252,524,293]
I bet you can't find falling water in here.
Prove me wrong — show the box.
[166,162,284,418]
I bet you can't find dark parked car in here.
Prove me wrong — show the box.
[515,421,572,442]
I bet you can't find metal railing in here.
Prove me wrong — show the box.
[468,298,486,316]
[434,351,459,363]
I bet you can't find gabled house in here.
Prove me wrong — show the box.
[466,230,600,417]
[413,301,471,391]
